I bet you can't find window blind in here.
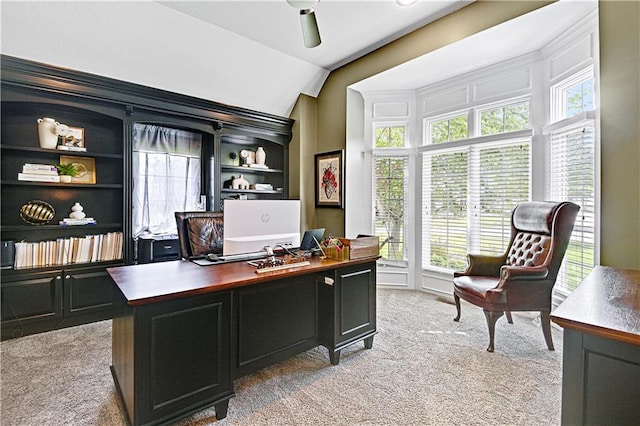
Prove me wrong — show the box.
[422,140,530,272]
[470,142,530,255]
[422,149,468,271]
[549,124,595,292]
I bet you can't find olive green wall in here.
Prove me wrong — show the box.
[289,94,318,232]
[292,0,640,269]
[598,1,640,269]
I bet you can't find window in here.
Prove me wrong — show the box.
[422,99,532,271]
[373,125,408,263]
[132,124,202,237]
[548,68,596,292]
[422,139,531,271]
[375,126,405,148]
[374,157,408,261]
[479,101,530,135]
[422,149,468,270]
[429,113,468,144]
[549,125,595,291]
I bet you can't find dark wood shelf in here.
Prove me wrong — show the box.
[2,260,125,275]
[1,180,123,189]
[221,165,283,174]
[1,223,122,232]
[221,188,283,195]
[1,144,123,159]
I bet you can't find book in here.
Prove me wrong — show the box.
[56,145,87,152]
[59,217,97,226]
[18,173,60,183]
[22,164,58,174]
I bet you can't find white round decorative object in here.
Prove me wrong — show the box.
[70,202,86,220]
[55,123,70,137]
[255,147,266,165]
[37,117,59,149]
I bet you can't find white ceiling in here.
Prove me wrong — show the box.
[352,0,598,92]
[158,0,471,71]
[0,0,597,117]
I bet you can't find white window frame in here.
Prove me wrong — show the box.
[371,122,412,267]
[545,65,599,296]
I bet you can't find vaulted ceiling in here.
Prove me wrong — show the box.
[0,1,596,117]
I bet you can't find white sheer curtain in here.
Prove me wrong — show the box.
[132,124,202,237]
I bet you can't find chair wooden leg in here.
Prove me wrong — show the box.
[453,293,461,322]
[505,310,513,324]
[540,311,554,351]
[483,310,504,352]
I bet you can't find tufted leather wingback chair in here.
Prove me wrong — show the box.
[175,211,224,259]
[453,201,579,352]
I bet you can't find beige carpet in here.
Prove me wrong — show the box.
[1,289,563,425]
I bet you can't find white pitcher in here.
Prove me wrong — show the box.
[37,117,59,149]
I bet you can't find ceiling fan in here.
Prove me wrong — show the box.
[286,0,321,48]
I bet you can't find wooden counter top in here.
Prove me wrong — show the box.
[108,256,377,306]
[551,266,640,346]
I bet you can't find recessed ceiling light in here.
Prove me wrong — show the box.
[396,0,417,6]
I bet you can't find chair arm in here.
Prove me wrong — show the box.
[454,253,506,277]
[499,265,549,283]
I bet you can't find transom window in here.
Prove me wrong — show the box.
[429,113,468,144]
[375,126,406,148]
[479,101,530,135]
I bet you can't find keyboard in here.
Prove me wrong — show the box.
[254,261,311,274]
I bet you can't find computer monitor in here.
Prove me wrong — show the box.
[300,228,325,251]
[223,199,301,256]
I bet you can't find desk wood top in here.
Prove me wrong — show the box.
[550,266,640,346]
[108,257,377,306]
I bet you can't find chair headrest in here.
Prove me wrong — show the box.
[512,201,563,235]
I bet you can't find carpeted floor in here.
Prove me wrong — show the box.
[1,289,563,425]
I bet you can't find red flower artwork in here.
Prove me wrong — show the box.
[322,162,338,200]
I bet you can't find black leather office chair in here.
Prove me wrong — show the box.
[175,211,224,259]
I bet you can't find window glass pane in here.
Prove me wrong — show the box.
[429,115,468,144]
[375,126,405,148]
[374,157,407,261]
[422,150,468,270]
[565,79,594,118]
[480,102,530,135]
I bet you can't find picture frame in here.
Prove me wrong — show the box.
[59,155,96,184]
[61,126,85,149]
[315,150,344,208]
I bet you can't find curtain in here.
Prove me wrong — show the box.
[132,124,202,237]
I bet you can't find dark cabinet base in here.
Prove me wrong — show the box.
[1,265,116,340]
[560,329,640,425]
[110,260,378,425]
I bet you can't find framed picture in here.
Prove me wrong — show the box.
[59,155,96,184]
[315,150,344,208]
[61,127,85,149]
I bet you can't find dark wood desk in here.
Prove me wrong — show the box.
[107,257,378,426]
[551,266,640,425]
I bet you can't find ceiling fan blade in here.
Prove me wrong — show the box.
[299,9,321,48]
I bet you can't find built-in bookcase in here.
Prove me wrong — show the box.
[1,55,293,340]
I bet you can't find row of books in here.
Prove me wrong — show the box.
[13,232,123,269]
[18,163,60,183]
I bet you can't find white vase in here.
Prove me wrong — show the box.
[60,175,72,183]
[70,202,86,219]
[37,117,59,149]
[255,147,266,165]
